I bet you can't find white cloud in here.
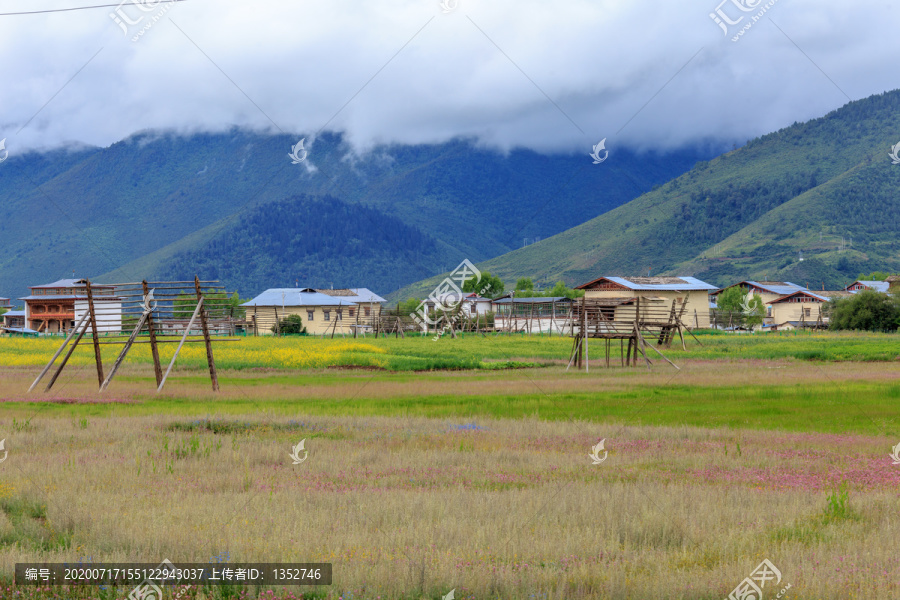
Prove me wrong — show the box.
[0,0,898,154]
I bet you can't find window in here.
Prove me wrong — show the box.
[348,308,355,317]
[324,310,330,321]
[804,308,811,317]
[364,307,371,317]
[307,310,314,321]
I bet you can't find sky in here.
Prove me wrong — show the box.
[1,0,899,156]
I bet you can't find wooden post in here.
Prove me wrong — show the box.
[194,276,219,392]
[28,311,89,392]
[528,302,535,336]
[142,280,163,387]
[254,305,258,336]
[355,304,360,338]
[158,298,204,393]
[101,311,150,392]
[45,319,89,391]
[582,297,588,372]
[84,279,105,389]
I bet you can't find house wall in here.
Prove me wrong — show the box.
[584,289,712,328]
[247,305,380,336]
[769,300,822,324]
[74,300,123,334]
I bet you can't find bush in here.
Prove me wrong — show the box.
[828,290,900,332]
[273,314,308,335]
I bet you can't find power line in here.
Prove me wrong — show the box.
[0,0,187,17]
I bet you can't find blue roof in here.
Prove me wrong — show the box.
[847,280,890,293]
[3,310,25,317]
[241,289,357,308]
[579,276,717,291]
[745,281,805,296]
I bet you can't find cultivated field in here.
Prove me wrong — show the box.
[0,333,898,599]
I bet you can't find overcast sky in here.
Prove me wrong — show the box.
[1,0,898,156]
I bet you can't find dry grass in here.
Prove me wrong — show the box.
[0,403,898,599]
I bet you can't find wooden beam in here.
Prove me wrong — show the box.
[28,311,89,392]
[85,280,105,389]
[45,318,90,391]
[157,298,204,393]
[100,311,150,392]
[143,280,163,387]
[195,276,219,392]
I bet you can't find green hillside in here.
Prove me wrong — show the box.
[0,131,707,299]
[391,89,900,302]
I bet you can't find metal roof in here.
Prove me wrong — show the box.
[846,280,890,293]
[241,289,357,308]
[3,310,26,317]
[30,279,112,289]
[746,281,806,296]
[578,276,717,291]
[712,281,804,297]
[1,327,39,334]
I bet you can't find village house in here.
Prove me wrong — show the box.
[1,310,28,334]
[20,279,122,334]
[315,288,386,321]
[844,280,890,293]
[0,297,11,310]
[709,281,805,327]
[241,287,385,336]
[764,289,852,330]
[422,292,493,319]
[574,276,718,328]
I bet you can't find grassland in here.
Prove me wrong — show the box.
[0,332,898,599]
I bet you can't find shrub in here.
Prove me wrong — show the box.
[273,314,308,335]
[828,290,900,332]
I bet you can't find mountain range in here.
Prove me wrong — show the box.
[392,89,900,302]
[0,131,711,300]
